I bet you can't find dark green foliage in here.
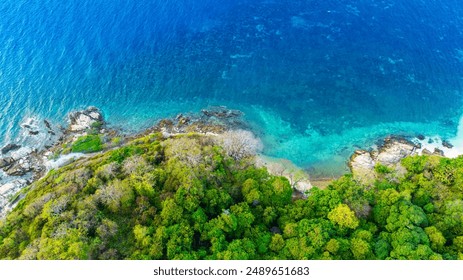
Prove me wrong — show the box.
[71,135,103,153]
[374,164,392,174]
[109,145,144,163]
[2,134,463,259]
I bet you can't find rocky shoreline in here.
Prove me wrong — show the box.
[0,107,108,217]
[1,105,461,218]
[0,106,250,218]
[348,135,456,184]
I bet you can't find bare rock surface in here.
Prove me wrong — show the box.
[68,106,104,132]
[0,107,107,219]
[349,137,419,184]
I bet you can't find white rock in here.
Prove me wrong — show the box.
[68,107,104,132]
[349,137,418,184]
[10,147,34,160]
[89,112,101,120]
[376,141,416,166]
[294,181,313,193]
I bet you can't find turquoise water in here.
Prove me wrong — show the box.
[1,0,463,176]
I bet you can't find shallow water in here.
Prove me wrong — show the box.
[1,0,463,176]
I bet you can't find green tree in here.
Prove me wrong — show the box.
[328,204,359,230]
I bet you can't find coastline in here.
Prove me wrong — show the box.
[0,106,251,218]
[1,105,463,218]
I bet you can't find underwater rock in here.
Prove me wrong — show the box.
[44,119,53,131]
[201,106,242,119]
[1,144,21,154]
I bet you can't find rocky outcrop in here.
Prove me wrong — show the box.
[1,106,108,219]
[1,151,44,178]
[375,137,417,165]
[4,158,35,177]
[349,150,377,184]
[0,157,15,169]
[136,106,246,140]
[68,106,104,132]
[0,179,29,219]
[349,137,419,184]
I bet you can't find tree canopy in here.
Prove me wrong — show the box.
[1,133,463,260]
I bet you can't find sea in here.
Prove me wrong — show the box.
[1,0,463,177]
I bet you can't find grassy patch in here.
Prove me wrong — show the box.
[71,135,103,153]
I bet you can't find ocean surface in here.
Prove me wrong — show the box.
[1,0,463,176]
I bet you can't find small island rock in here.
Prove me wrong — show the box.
[68,106,104,132]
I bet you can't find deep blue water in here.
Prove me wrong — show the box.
[1,0,463,176]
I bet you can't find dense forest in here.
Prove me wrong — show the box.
[1,132,463,260]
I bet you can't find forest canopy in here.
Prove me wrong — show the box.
[1,132,463,260]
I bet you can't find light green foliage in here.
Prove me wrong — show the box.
[453,236,463,252]
[2,135,463,260]
[374,163,392,174]
[424,226,446,252]
[71,135,103,153]
[350,238,371,259]
[328,204,359,230]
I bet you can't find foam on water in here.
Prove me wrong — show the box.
[1,0,463,176]
[411,112,463,158]
[450,113,463,153]
[244,105,463,176]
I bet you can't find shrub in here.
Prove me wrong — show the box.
[374,164,392,174]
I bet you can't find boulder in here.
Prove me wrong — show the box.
[417,134,425,141]
[376,137,417,166]
[422,148,432,155]
[68,106,104,132]
[5,161,33,176]
[433,148,445,156]
[5,166,30,176]
[442,140,453,149]
[3,156,39,177]
[0,157,15,169]
[1,143,21,154]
